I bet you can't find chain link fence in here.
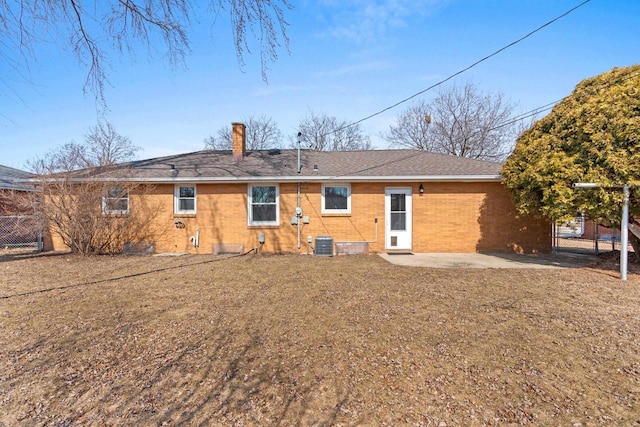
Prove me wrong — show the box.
[0,215,42,251]
[553,214,633,255]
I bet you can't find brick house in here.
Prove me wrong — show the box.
[45,123,551,254]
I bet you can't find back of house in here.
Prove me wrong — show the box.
[43,123,551,255]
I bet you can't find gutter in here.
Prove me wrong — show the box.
[23,174,503,184]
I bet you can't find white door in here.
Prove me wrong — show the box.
[385,187,412,250]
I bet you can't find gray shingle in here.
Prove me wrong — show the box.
[0,165,34,190]
[70,149,503,182]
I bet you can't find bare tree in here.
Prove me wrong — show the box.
[296,111,372,151]
[85,123,141,166]
[31,122,140,172]
[27,123,160,255]
[384,83,515,161]
[204,116,283,150]
[383,100,434,151]
[2,1,291,105]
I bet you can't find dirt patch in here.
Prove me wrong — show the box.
[1,253,639,425]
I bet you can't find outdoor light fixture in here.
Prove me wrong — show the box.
[419,184,424,195]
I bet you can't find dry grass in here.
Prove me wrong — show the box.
[1,252,639,426]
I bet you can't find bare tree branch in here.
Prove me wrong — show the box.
[0,1,291,109]
[384,82,516,161]
[297,111,371,151]
[84,122,140,165]
[204,115,282,150]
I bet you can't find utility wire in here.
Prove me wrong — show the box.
[490,69,640,133]
[330,0,592,135]
[488,100,560,131]
[343,67,640,176]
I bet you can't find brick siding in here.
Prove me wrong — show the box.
[46,181,551,254]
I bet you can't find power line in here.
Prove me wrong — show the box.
[331,0,592,135]
[488,100,561,131]
[343,67,640,175]
[344,69,640,183]
[490,69,640,132]
[336,100,562,178]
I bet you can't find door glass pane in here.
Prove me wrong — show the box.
[391,194,405,212]
[391,212,406,231]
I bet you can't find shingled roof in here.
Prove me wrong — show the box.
[66,149,503,183]
[0,165,34,190]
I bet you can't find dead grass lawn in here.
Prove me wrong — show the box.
[1,252,639,426]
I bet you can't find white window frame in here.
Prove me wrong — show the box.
[102,187,129,215]
[248,184,279,226]
[321,183,351,214]
[174,184,197,214]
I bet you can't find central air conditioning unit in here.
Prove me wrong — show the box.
[314,236,334,256]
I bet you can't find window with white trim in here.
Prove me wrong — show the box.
[322,184,351,214]
[174,185,196,214]
[248,185,279,225]
[102,187,129,215]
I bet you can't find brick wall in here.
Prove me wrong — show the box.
[46,181,551,254]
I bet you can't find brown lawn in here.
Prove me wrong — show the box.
[0,252,639,426]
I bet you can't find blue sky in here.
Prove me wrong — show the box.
[2,0,639,169]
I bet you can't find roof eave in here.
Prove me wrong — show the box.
[35,174,503,184]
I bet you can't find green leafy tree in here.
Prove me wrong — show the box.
[502,64,640,229]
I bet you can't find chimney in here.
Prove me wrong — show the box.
[232,122,246,161]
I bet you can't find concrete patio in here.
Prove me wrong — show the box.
[379,252,597,269]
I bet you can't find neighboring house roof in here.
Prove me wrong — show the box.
[0,165,34,191]
[65,149,503,183]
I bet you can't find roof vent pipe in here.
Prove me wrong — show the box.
[297,132,302,173]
